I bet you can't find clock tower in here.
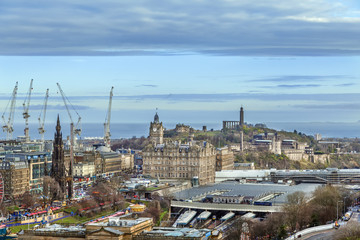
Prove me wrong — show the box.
[149,112,164,145]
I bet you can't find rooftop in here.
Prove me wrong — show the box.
[141,227,211,237]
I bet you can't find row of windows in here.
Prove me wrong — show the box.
[152,166,199,171]
[148,159,200,166]
[146,152,200,157]
[154,172,189,178]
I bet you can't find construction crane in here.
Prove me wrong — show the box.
[56,83,82,137]
[23,79,33,142]
[38,88,49,142]
[104,86,114,148]
[2,82,18,140]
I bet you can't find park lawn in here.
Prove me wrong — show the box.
[7,205,20,212]
[55,209,120,224]
[9,223,37,233]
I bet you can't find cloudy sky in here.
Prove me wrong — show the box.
[1,0,360,130]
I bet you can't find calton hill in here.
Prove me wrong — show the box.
[111,123,360,170]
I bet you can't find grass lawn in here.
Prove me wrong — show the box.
[9,223,37,233]
[55,209,120,224]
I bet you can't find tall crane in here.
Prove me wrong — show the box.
[104,86,114,148]
[23,79,33,142]
[2,82,18,140]
[56,83,82,138]
[38,88,49,142]
[56,83,80,199]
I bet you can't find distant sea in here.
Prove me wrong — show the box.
[2,122,360,141]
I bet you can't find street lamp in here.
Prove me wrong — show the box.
[343,197,347,215]
[337,201,343,221]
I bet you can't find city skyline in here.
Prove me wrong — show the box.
[1,1,360,125]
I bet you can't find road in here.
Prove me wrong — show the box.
[302,229,334,240]
[301,212,360,240]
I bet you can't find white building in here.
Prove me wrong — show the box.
[74,162,95,178]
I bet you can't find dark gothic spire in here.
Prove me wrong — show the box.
[56,114,61,133]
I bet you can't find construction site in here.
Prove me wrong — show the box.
[0,80,135,199]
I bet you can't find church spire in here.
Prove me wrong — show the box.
[56,114,61,133]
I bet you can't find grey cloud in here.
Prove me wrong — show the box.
[16,104,92,111]
[1,1,360,56]
[112,93,360,103]
[252,75,351,83]
[45,93,360,103]
[335,83,355,87]
[4,92,360,104]
[276,84,322,88]
[292,103,360,110]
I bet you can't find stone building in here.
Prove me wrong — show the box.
[5,152,52,192]
[143,113,217,186]
[74,151,102,177]
[19,215,153,240]
[98,151,134,177]
[215,147,234,171]
[175,124,190,133]
[74,162,95,179]
[149,112,164,145]
[86,216,153,240]
[0,157,29,197]
[222,106,245,130]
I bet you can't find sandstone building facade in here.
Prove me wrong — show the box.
[143,113,216,185]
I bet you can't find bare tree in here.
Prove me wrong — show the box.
[21,191,36,208]
[250,213,287,239]
[140,207,161,224]
[310,185,342,224]
[283,191,312,231]
[42,176,63,205]
[333,222,360,240]
[90,181,124,210]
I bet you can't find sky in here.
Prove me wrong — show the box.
[1,0,360,130]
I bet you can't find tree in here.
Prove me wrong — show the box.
[21,191,36,208]
[42,176,63,205]
[250,213,286,239]
[283,191,312,231]
[89,181,124,210]
[140,207,161,224]
[310,185,342,224]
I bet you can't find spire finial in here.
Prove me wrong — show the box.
[56,115,61,133]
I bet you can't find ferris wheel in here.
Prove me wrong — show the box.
[0,173,3,203]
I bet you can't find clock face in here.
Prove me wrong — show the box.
[153,127,157,132]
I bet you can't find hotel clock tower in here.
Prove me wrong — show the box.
[149,112,164,145]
